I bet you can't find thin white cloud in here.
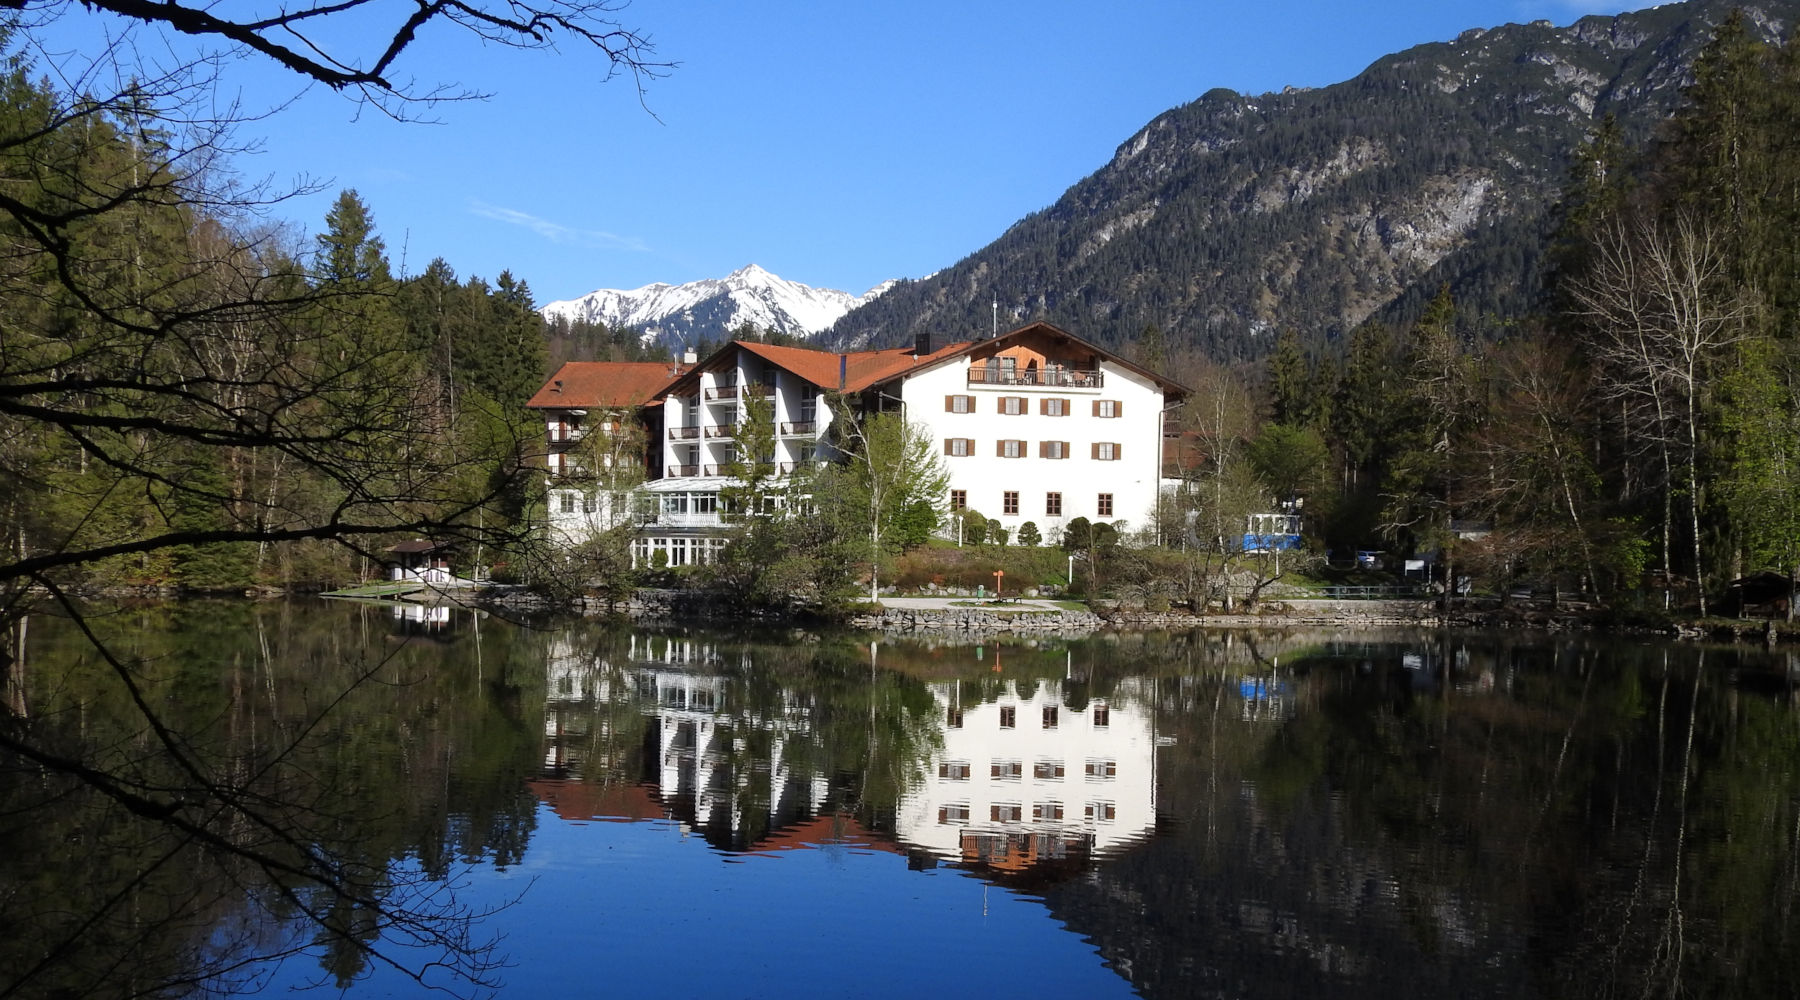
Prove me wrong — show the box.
[468,201,650,252]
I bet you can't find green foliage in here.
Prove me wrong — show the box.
[1016,521,1042,548]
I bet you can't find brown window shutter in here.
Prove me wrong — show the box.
[1039,398,1049,415]
[945,439,954,455]
[1091,399,1100,416]
[1115,400,1124,417]
[1115,443,1123,460]
[1090,442,1099,460]
[945,394,954,411]
[997,440,1006,457]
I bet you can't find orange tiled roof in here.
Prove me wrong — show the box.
[733,339,974,393]
[526,361,688,409]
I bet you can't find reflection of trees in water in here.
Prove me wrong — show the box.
[1033,634,1800,1000]
[0,601,548,997]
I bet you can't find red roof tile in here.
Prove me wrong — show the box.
[732,339,975,393]
[526,361,688,410]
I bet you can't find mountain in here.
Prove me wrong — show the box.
[541,264,893,348]
[826,0,1799,359]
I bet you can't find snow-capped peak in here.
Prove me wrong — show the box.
[541,265,895,347]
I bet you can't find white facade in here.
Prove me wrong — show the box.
[530,325,1184,555]
[895,341,1171,539]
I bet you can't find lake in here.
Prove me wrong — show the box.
[3,600,1797,998]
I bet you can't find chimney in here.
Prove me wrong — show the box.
[838,354,847,391]
[683,349,697,365]
[914,332,933,358]
[552,379,563,393]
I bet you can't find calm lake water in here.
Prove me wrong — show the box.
[5,600,1799,998]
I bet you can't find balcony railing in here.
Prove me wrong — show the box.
[548,426,586,443]
[704,425,734,439]
[702,463,726,476]
[778,420,816,436]
[704,385,739,401]
[668,464,700,477]
[742,383,775,398]
[967,365,1103,389]
[668,426,701,440]
[649,510,728,529]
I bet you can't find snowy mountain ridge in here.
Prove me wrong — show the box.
[542,264,894,347]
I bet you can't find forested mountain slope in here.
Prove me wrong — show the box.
[827,0,1798,358]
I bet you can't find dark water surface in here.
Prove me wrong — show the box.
[4,600,1799,998]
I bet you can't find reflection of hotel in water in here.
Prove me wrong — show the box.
[541,635,831,845]
[539,635,1161,873]
[897,678,1160,872]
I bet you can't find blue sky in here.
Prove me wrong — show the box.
[32,0,1640,304]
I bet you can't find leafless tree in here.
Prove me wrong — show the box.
[0,3,667,994]
[1569,212,1754,615]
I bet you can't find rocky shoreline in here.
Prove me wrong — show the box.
[466,587,1796,643]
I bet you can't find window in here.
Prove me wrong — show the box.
[1034,760,1066,780]
[999,706,1016,729]
[1092,441,1122,461]
[946,706,964,728]
[1046,492,1063,517]
[945,394,974,413]
[1097,493,1114,517]
[582,494,599,514]
[1093,399,1122,418]
[1042,706,1059,729]
[990,760,1023,780]
[558,492,576,514]
[991,803,1023,823]
[950,490,968,510]
[1085,802,1117,822]
[945,437,974,457]
[999,396,1026,415]
[1092,704,1110,728]
[939,761,971,780]
[998,439,1025,458]
[1032,802,1065,822]
[1041,397,1069,416]
[1003,491,1019,515]
[938,803,970,824]
[1039,440,1070,459]
[1085,759,1118,779]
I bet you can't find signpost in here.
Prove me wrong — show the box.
[993,569,1004,599]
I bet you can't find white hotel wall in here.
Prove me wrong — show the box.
[898,358,1168,538]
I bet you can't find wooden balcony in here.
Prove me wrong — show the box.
[967,365,1103,389]
[704,425,734,439]
[668,426,701,440]
[704,385,739,401]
